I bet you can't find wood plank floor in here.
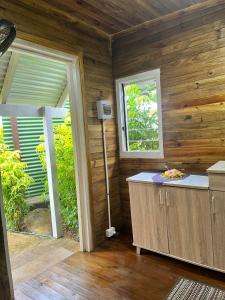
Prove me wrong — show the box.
[14,236,225,300]
[8,232,79,286]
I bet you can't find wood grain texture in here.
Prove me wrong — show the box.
[113,2,225,230]
[112,0,225,39]
[0,1,121,248]
[166,187,213,267]
[8,232,79,286]
[14,236,225,300]
[208,173,225,191]
[0,228,13,300]
[129,182,168,253]
[1,0,209,36]
[210,190,225,270]
[0,179,14,300]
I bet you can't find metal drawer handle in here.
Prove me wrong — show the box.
[159,190,164,205]
[211,195,216,215]
[166,191,170,207]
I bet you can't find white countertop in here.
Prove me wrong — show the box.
[163,174,209,189]
[126,172,159,184]
[127,172,209,190]
[207,161,225,174]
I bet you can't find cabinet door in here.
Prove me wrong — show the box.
[128,182,168,253]
[166,187,213,266]
[210,191,225,270]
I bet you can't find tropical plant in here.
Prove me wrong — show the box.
[0,128,33,230]
[36,114,78,232]
[125,82,159,151]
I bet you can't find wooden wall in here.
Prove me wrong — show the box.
[0,219,12,299]
[0,179,13,300]
[0,0,121,249]
[113,1,225,229]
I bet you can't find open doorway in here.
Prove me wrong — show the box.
[0,38,93,294]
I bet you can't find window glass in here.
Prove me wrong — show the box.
[123,79,159,152]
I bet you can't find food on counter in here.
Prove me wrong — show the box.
[161,168,185,179]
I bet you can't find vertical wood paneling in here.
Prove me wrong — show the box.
[0,216,13,299]
[113,3,225,230]
[0,177,13,300]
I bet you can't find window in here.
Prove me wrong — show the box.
[116,69,163,158]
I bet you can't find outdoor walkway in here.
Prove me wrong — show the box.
[7,232,79,287]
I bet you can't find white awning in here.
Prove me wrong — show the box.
[0,50,68,107]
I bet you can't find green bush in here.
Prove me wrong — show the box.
[36,115,78,232]
[0,128,33,230]
[125,82,159,151]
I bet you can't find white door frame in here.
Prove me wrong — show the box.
[5,38,93,252]
[0,104,67,239]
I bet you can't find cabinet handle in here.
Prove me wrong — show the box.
[159,190,164,205]
[166,191,170,207]
[211,195,216,215]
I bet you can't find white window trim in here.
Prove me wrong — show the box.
[116,69,164,159]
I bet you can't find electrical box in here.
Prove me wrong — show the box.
[97,100,112,120]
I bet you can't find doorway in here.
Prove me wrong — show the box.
[0,38,93,296]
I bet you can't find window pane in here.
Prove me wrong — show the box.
[124,79,159,152]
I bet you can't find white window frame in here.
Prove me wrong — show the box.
[116,69,164,159]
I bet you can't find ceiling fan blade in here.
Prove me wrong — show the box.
[0,19,16,57]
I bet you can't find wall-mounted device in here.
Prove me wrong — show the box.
[97,100,112,120]
[97,100,117,238]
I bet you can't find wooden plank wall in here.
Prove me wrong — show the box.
[113,1,225,229]
[0,178,13,300]
[0,217,12,299]
[0,0,121,249]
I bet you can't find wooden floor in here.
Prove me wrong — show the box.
[8,232,79,287]
[13,235,225,300]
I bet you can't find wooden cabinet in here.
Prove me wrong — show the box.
[128,182,169,254]
[165,187,213,266]
[128,180,225,272]
[210,191,225,270]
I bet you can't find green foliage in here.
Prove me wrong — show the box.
[0,128,33,230]
[36,115,78,232]
[125,82,159,151]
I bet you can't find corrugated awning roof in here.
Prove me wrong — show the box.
[0,51,70,199]
[0,51,11,92]
[0,50,68,107]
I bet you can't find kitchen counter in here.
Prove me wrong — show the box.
[126,172,158,184]
[207,160,225,174]
[127,172,209,190]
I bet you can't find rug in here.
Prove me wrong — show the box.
[166,278,225,300]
